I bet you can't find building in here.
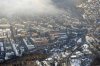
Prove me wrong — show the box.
[31,37,48,45]
[72,0,83,6]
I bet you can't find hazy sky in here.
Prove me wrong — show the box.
[0,0,61,17]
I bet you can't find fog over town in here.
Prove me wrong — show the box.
[0,0,100,66]
[0,0,64,17]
